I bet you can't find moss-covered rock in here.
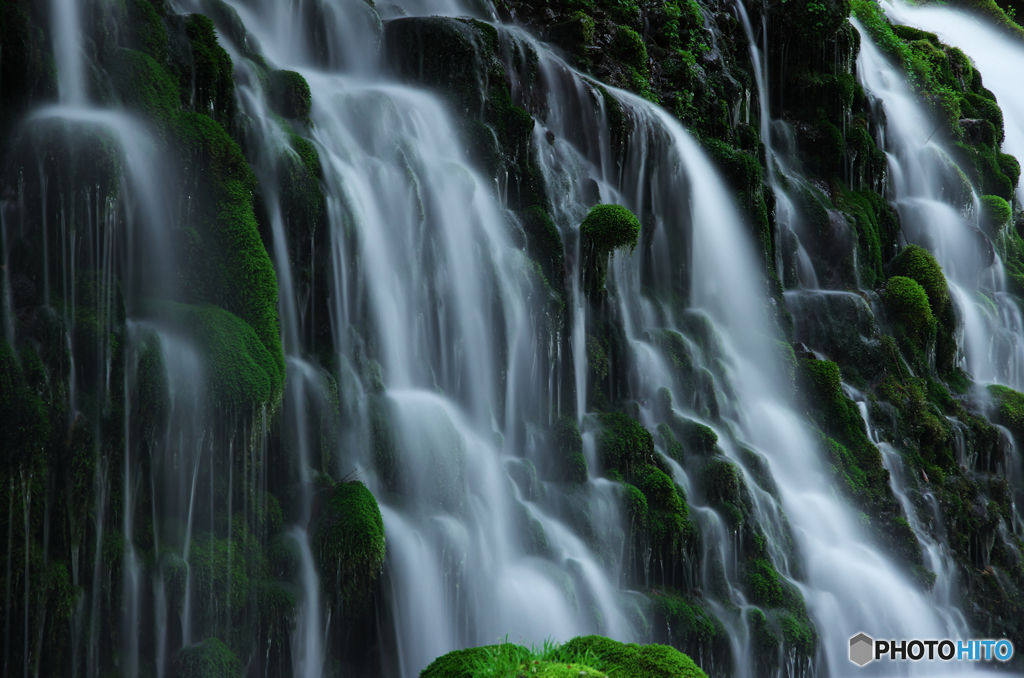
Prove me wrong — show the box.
[310,480,385,609]
[557,636,708,677]
[638,464,696,560]
[580,204,642,295]
[382,17,544,210]
[268,69,312,122]
[988,384,1024,443]
[594,412,654,477]
[981,194,1012,232]
[889,245,949,314]
[172,638,243,678]
[884,276,936,354]
[149,301,281,410]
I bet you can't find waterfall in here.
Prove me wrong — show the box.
[3,0,1024,675]
[875,0,1024,390]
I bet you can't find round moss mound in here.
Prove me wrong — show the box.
[557,636,708,678]
[884,276,936,345]
[310,480,385,608]
[420,643,532,678]
[421,637,707,678]
[550,416,589,484]
[980,194,1011,231]
[595,412,654,477]
[153,301,281,410]
[889,244,948,314]
[580,204,642,294]
[269,69,312,121]
[172,638,242,678]
[581,204,642,258]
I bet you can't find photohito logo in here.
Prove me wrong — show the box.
[849,633,1014,666]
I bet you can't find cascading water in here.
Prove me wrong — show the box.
[4,0,1024,675]
[854,15,1024,388]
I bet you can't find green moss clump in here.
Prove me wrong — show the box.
[581,204,642,258]
[884,276,936,350]
[550,416,589,484]
[838,190,899,288]
[679,419,717,455]
[988,384,1024,442]
[981,194,1012,231]
[595,412,654,477]
[649,590,726,656]
[638,465,694,552]
[174,112,284,386]
[112,48,181,130]
[268,70,312,122]
[581,204,642,294]
[151,301,280,409]
[890,245,949,313]
[182,14,236,129]
[623,483,649,529]
[310,480,385,609]
[420,644,533,678]
[125,0,169,62]
[744,557,783,607]
[172,638,243,678]
[557,636,708,678]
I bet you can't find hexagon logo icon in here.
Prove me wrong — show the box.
[850,633,874,666]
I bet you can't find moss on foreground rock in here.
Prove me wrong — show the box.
[172,637,243,678]
[420,636,707,678]
[310,479,386,609]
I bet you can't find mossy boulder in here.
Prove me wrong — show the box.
[150,301,281,410]
[581,204,642,294]
[172,638,243,678]
[268,69,312,121]
[884,276,936,350]
[557,636,708,677]
[988,384,1024,443]
[638,465,696,562]
[889,245,949,314]
[421,636,707,678]
[420,644,532,678]
[310,480,385,609]
[648,590,728,668]
[549,416,589,484]
[594,412,654,477]
[981,194,1012,232]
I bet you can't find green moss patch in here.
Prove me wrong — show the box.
[268,70,312,122]
[981,194,1012,232]
[988,384,1024,442]
[310,480,385,609]
[594,412,655,476]
[172,637,243,678]
[150,301,280,410]
[580,204,642,295]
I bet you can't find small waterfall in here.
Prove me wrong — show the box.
[855,15,1024,388]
